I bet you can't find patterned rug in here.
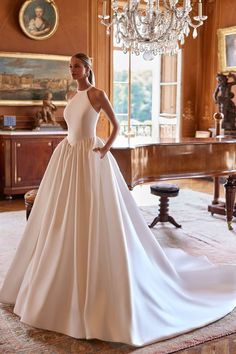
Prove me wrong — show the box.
[1,189,236,354]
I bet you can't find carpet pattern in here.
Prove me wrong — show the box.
[1,190,236,354]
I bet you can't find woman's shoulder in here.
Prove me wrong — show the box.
[66,90,77,101]
[89,86,107,100]
[90,86,103,93]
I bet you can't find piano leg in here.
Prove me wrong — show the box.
[225,176,236,230]
[208,177,226,216]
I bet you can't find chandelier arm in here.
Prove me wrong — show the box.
[162,1,191,22]
[154,11,176,43]
[175,11,188,21]
[188,20,203,30]
[100,19,112,27]
[132,10,154,42]
[115,19,131,42]
[114,12,142,44]
[134,7,177,44]
[134,6,151,26]
[116,6,156,43]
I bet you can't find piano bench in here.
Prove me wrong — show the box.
[24,189,38,220]
[149,184,182,229]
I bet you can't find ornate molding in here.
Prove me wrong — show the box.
[202,105,211,121]
[182,101,194,121]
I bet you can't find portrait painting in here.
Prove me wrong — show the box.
[218,26,236,73]
[0,52,76,106]
[19,0,59,40]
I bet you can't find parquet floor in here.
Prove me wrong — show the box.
[1,179,235,354]
[0,195,25,212]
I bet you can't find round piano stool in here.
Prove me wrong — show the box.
[24,189,38,220]
[149,184,182,228]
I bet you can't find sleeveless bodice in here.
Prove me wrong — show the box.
[64,88,99,145]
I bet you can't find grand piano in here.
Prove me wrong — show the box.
[111,136,236,229]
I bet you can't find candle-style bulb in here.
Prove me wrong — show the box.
[198,1,202,17]
[102,1,107,16]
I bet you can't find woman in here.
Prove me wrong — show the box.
[1,53,236,347]
[28,6,50,37]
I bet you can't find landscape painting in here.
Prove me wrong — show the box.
[0,52,76,106]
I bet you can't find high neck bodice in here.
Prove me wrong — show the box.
[64,88,99,145]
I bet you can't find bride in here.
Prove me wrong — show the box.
[1,52,236,347]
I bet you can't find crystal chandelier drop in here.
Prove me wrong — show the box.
[99,0,207,60]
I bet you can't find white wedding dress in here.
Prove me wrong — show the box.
[1,87,236,347]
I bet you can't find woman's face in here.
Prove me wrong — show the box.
[35,7,43,18]
[69,57,88,80]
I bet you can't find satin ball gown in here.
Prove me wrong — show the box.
[1,86,236,347]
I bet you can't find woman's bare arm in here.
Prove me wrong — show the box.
[93,90,119,159]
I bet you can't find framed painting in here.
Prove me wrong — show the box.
[19,0,59,40]
[0,52,76,106]
[218,26,236,73]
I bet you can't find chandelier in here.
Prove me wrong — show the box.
[99,0,207,60]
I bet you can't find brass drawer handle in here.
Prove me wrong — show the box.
[17,177,22,182]
[48,142,52,146]
[16,143,21,147]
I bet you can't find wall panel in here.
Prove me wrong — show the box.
[182,0,236,136]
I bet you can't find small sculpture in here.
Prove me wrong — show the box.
[213,72,236,131]
[35,92,59,128]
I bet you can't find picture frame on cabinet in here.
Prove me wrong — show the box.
[19,0,59,40]
[0,52,76,106]
[218,26,236,73]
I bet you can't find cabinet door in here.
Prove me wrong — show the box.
[53,137,65,150]
[12,138,53,187]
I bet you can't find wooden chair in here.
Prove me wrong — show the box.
[149,184,182,228]
[24,189,38,220]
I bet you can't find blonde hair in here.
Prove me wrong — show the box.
[35,6,43,12]
[73,53,94,85]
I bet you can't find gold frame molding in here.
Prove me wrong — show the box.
[19,0,59,40]
[0,52,72,106]
[218,26,236,73]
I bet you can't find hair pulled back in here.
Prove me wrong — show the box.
[73,52,94,85]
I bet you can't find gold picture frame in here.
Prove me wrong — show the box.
[0,52,76,106]
[19,0,59,40]
[218,26,236,73]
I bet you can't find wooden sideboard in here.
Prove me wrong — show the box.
[0,131,67,198]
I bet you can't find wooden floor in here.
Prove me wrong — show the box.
[1,178,235,354]
[0,195,25,212]
[0,178,225,212]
